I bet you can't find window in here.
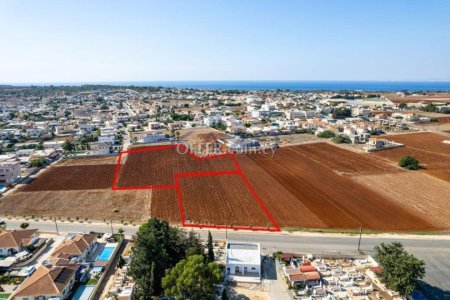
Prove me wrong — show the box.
[252,267,256,270]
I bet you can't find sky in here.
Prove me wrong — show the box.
[1,0,450,83]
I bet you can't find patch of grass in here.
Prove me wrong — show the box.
[0,294,12,298]
[87,277,98,285]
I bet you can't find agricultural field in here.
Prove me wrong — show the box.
[285,142,398,175]
[381,132,449,155]
[382,92,450,103]
[179,174,273,228]
[352,172,450,228]
[1,137,448,232]
[237,148,436,231]
[21,164,116,191]
[372,132,450,178]
[115,148,236,188]
[0,189,152,222]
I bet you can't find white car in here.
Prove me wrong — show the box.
[0,219,5,225]
[23,266,36,277]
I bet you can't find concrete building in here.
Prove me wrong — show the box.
[0,161,21,183]
[137,133,166,144]
[226,241,261,282]
[90,142,110,155]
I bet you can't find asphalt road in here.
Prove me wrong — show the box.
[4,219,450,297]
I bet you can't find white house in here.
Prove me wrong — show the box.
[226,241,261,282]
[90,142,110,155]
[0,161,21,183]
[138,133,166,144]
[98,134,115,144]
[0,229,39,256]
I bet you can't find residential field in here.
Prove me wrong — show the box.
[21,164,116,191]
[179,174,273,228]
[115,147,236,188]
[352,172,450,228]
[1,138,448,231]
[371,132,450,180]
[285,142,398,175]
[237,148,436,231]
[382,93,450,103]
[0,189,152,221]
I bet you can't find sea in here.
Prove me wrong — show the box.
[6,81,450,92]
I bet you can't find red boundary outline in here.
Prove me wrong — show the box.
[111,144,280,232]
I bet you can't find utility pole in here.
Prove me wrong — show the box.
[53,217,59,234]
[357,227,363,251]
[110,219,114,235]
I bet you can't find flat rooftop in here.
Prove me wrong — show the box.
[226,241,260,265]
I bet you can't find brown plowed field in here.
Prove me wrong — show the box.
[424,169,450,183]
[150,188,180,223]
[372,147,450,170]
[238,147,437,231]
[3,144,445,232]
[116,149,236,187]
[286,143,397,174]
[21,164,116,191]
[371,132,450,176]
[0,189,152,222]
[57,156,118,166]
[382,132,450,155]
[382,93,450,103]
[352,172,450,228]
[178,174,272,228]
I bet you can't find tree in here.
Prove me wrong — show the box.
[317,130,336,138]
[128,218,203,298]
[399,155,420,170]
[117,256,126,269]
[221,288,229,300]
[184,230,204,257]
[35,142,44,150]
[332,107,351,119]
[162,255,223,299]
[398,103,407,109]
[207,231,214,263]
[20,222,29,229]
[374,242,425,296]
[61,140,75,152]
[332,134,352,144]
[29,158,46,168]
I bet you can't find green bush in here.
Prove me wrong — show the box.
[29,158,46,168]
[332,134,352,144]
[399,155,420,170]
[317,130,335,138]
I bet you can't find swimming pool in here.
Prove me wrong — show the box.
[96,246,115,261]
[71,285,95,300]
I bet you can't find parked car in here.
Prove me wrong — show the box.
[23,266,36,277]
[0,219,6,225]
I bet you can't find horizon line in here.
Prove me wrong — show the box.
[2,79,450,86]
